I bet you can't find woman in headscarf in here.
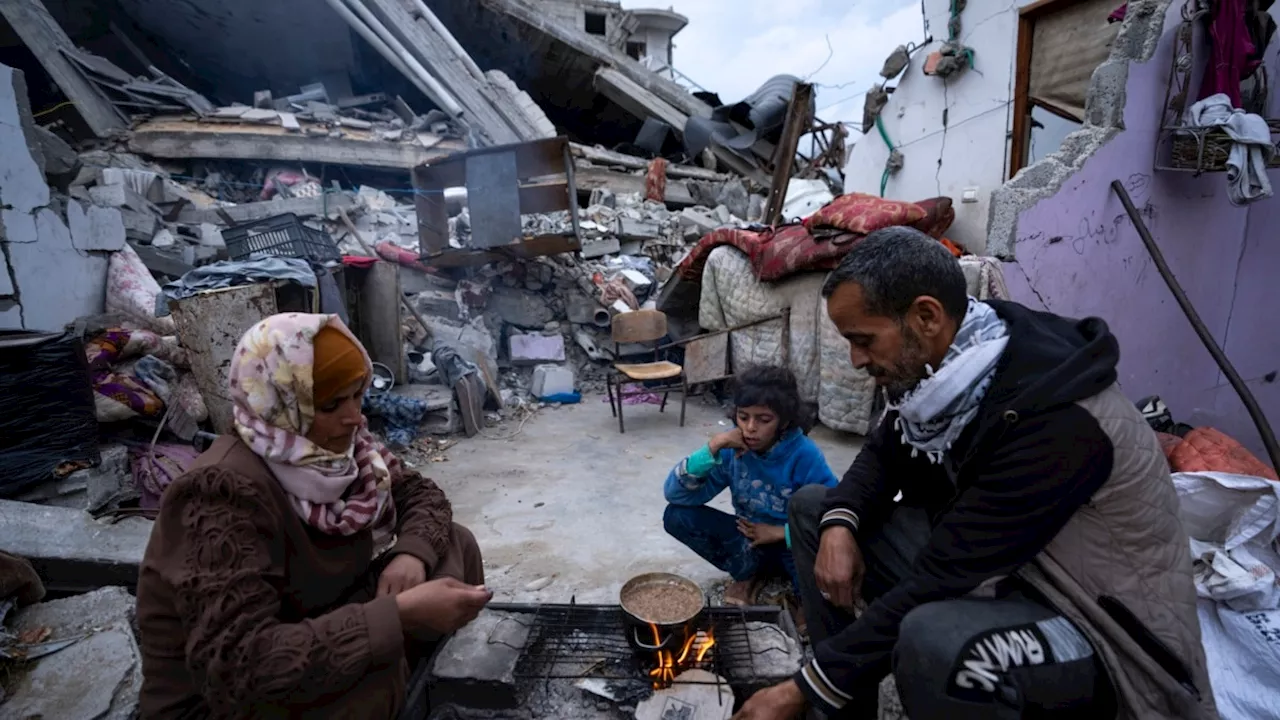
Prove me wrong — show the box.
[136,313,489,719]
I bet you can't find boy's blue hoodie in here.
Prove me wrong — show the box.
[664,427,839,525]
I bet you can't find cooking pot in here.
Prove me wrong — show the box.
[619,572,706,652]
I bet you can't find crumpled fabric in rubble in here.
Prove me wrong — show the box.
[363,391,430,450]
[156,257,318,316]
[131,442,201,509]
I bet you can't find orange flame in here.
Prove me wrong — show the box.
[646,626,717,689]
[695,632,716,662]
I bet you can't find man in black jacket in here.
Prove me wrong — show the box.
[731,227,1213,720]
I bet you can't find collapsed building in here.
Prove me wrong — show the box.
[1,0,1276,717]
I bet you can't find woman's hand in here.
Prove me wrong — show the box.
[737,518,786,547]
[377,554,427,597]
[395,578,492,634]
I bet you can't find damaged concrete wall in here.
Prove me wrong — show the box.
[114,0,357,101]
[0,64,120,331]
[843,0,1042,253]
[992,1,1280,455]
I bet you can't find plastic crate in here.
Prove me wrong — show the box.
[222,213,341,263]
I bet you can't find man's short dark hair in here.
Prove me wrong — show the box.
[820,226,968,320]
[732,365,801,432]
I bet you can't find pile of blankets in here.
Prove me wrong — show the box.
[676,193,958,284]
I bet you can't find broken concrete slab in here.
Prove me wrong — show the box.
[430,610,531,709]
[128,117,467,171]
[7,586,141,719]
[120,208,159,242]
[14,585,135,635]
[579,236,621,259]
[410,288,462,321]
[509,333,566,364]
[83,444,131,512]
[618,217,662,239]
[16,445,131,512]
[0,499,152,595]
[0,3,125,137]
[486,286,554,329]
[171,192,356,225]
[279,111,300,131]
[67,200,126,251]
[3,619,141,719]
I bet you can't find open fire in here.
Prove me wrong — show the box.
[646,624,716,688]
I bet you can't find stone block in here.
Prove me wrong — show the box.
[88,183,129,207]
[411,288,461,322]
[618,217,662,239]
[0,499,152,595]
[67,200,127,251]
[509,333,566,365]
[430,610,531,709]
[618,268,652,292]
[679,207,720,235]
[199,222,225,248]
[119,208,159,242]
[78,444,131,512]
[531,364,575,398]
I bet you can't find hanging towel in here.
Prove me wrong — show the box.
[1185,93,1274,205]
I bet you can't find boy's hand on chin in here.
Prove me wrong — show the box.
[710,427,748,455]
[737,518,786,546]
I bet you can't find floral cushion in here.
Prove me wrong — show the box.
[803,192,927,234]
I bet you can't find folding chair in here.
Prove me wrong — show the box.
[605,309,687,433]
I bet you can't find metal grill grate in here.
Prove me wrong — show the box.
[483,603,796,687]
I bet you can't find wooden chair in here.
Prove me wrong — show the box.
[605,309,687,433]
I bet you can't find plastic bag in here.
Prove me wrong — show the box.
[1197,599,1280,719]
[0,330,100,497]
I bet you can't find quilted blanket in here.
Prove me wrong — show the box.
[699,248,1011,435]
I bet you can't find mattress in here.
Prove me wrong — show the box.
[697,248,1011,435]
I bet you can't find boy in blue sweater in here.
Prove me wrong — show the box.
[664,366,838,608]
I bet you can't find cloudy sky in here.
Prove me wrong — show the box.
[622,0,927,129]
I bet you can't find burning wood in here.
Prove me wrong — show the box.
[646,624,716,689]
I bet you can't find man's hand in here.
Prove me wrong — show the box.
[395,577,492,634]
[710,427,748,455]
[731,680,806,720]
[377,554,427,597]
[815,526,864,610]
[737,518,786,547]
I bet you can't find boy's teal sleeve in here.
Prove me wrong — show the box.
[664,445,729,505]
[684,444,718,476]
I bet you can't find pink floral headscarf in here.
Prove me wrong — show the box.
[229,313,396,550]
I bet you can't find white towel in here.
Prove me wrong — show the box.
[1185,93,1275,205]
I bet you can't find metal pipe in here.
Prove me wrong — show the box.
[320,0,437,107]
[1111,180,1280,473]
[408,0,486,82]
[333,0,465,117]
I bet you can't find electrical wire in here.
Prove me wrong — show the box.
[875,115,895,197]
[33,101,75,119]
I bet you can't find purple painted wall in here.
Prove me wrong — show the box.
[1004,7,1280,458]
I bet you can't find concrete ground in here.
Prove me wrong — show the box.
[423,393,863,604]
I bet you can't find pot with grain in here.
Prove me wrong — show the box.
[620,572,706,652]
